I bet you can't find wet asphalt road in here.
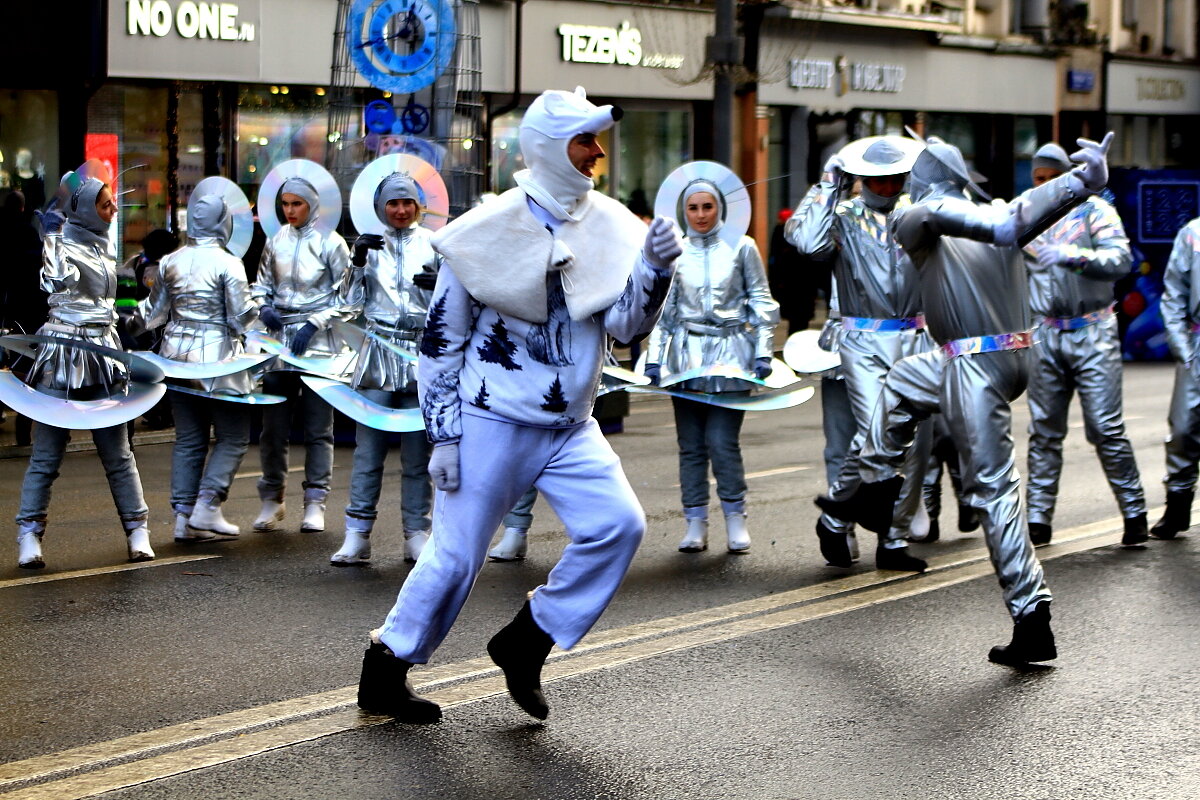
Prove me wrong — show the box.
[1,362,1197,799]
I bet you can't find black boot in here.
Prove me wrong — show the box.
[1121,513,1149,547]
[357,641,442,723]
[988,601,1057,666]
[815,519,852,568]
[487,601,555,720]
[875,545,927,573]
[814,475,903,535]
[1150,490,1193,540]
[957,504,980,533]
[1028,522,1052,546]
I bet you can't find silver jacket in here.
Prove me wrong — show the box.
[647,233,779,393]
[785,182,922,319]
[891,176,1084,344]
[341,224,441,392]
[1158,217,1200,363]
[136,240,259,394]
[252,221,352,357]
[32,227,125,391]
[1025,194,1131,318]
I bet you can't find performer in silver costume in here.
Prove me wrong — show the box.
[15,176,154,568]
[331,171,439,566]
[251,170,351,533]
[1150,214,1200,540]
[817,133,1114,665]
[786,135,930,572]
[133,190,259,542]
[1022,142,1146,547]
[646,176,779,554]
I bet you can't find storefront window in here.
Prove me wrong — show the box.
[88,84,170,262]
[1013,115,1041,195]
[617,108,690,216]
[236,86,332,198]
[0,89,58,212]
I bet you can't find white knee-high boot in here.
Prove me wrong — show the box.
[488,527,529,561]
[254,488,286,531]
[174,504,215,542]
[301,488,328,532]
[332,516,373,565]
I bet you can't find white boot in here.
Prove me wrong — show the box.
[253,498,286,531]
[907,502,932,543]
[124,522,156,562]
[16,521,44,569]
[722,499,750,553]
[331,516,373,565]
[301,488,327,532]
[678,513,709,553]
[174,507,215,542]
[189,490,240,536]
[725,514,751,553]
[488,527,528,561]
[403,529,430,563]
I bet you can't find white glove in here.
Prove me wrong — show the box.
[428,442,460,492]
[822,153,845,183]
[1069,131,1114,195]
[643,216,682,269]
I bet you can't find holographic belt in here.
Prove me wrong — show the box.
[841,314,926,332]
[1041,304,1114,331]
[941,330,1034,358]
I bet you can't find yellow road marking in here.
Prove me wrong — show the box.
[0,555,223,589]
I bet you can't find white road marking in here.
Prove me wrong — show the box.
[0,555,223,590]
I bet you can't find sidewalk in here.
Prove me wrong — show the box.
[0,412,176,460]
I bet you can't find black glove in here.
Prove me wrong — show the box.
[290,322,319,356]
[644,364,661,386]
[259,305,284,333]
[352,233,385,266]
[753,357,773,380]
[411,269,438,291]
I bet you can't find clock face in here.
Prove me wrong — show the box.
[348,0,457,94]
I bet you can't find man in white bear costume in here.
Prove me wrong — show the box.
[357,87,682,723]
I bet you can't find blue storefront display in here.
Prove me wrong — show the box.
[1108,168,1200,361]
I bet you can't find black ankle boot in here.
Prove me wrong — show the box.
[487,601,555,720]
[1028,522,1052,546]
[815,519,853,568]
[875,545,927,573]
[957,504,980,532]
[1151,490,1193,540]
[1121,513,1149,547]
[814,475,903,534]
[988,601,1056,666]
[357,641,442,723]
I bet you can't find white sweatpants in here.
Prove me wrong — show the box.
[377,413,645,663]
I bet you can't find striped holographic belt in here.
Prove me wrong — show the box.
[941,330,1034,358]
[841,314,926,332]
[1041,304,1115,331]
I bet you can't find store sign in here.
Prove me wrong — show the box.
[557,21,684,70]
[788,57,905,94]
[1067,69,1096,93]
[126,0,256,41]
[1137,77,1186,101]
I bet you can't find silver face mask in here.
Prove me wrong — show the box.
[859,182,902,213]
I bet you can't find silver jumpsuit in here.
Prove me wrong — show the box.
[341,221,439,533]
[848,170,1090,621]
[1159,217,1200,495]
[786,180,933,546]
[1024,194,1144,529]
[251,194,351,503]
[136,195,258,513]
[646,226,779,512]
